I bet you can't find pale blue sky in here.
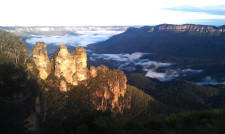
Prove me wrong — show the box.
[0,0,224,26]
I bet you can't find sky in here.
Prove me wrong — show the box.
[0,0,225,26]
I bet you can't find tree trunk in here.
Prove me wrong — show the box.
[24,56,30,64]
[0,44,2,53]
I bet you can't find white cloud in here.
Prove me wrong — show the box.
[92,52,147,62]
[145,69,166,79]
[135,60,171,67]
[25,30,121,46]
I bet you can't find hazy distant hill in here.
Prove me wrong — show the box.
[2,26,128,37]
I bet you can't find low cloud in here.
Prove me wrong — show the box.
[91,52,147,62]
[143,66,203,81]
[91,53,205,82]
[196,76,225,85]
[25,30,122,47]
[135,59,171,68]
[181,69,203,73]
[144,68,179,81]
[144,69,166,79]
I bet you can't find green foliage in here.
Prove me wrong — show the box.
[127,73,223,112]
[143,110,225,134]
[0,28,30,65]
[124,85,161,120]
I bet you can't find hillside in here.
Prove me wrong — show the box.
[127,73,225,111]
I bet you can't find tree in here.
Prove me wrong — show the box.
[13,43,22,64]
[23,52,30,64]
[0,32,6,53]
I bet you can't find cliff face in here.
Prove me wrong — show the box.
[148,24,225,33]
[89,66,130,113]
[32,42,51,80]
[126,24,225,33]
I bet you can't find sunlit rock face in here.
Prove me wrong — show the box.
[33,43,88,91]
[52,44,88,90]
[90,66,97,77]
[72,46,88,82]
[90,66,129,113]
[54,44,76,85]
[32,42,51,80]
[60,79,67,92]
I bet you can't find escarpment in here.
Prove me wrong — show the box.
[127,24,225,33]
[32,42,130,113]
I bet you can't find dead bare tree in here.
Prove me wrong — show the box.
[13,45,22,64]
[23,52,31,64]
[0,36,5,53]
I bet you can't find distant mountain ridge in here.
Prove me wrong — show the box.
[127,24,225,33]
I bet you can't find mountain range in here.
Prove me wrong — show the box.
[88,24,225,81]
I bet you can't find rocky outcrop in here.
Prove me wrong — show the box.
[90,66,129,113]
[90,66,97,77]
[54,44,77,85]
[53,44,88,89]
[32,42,51,80]
[71,46,88,84]
[60,79,67,92]
[32,43,89,91]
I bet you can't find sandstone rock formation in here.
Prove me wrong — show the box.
[147,24,225,33]
[32,42,89,91]
[71,46,88,84]
[32,42,51,80]
[54,44,76,85]
[60,79,67,92]
[90,66,97,77]
[89,66,129,113]
[53,44,88,87]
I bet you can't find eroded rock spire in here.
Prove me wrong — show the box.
[32,42,51,80]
